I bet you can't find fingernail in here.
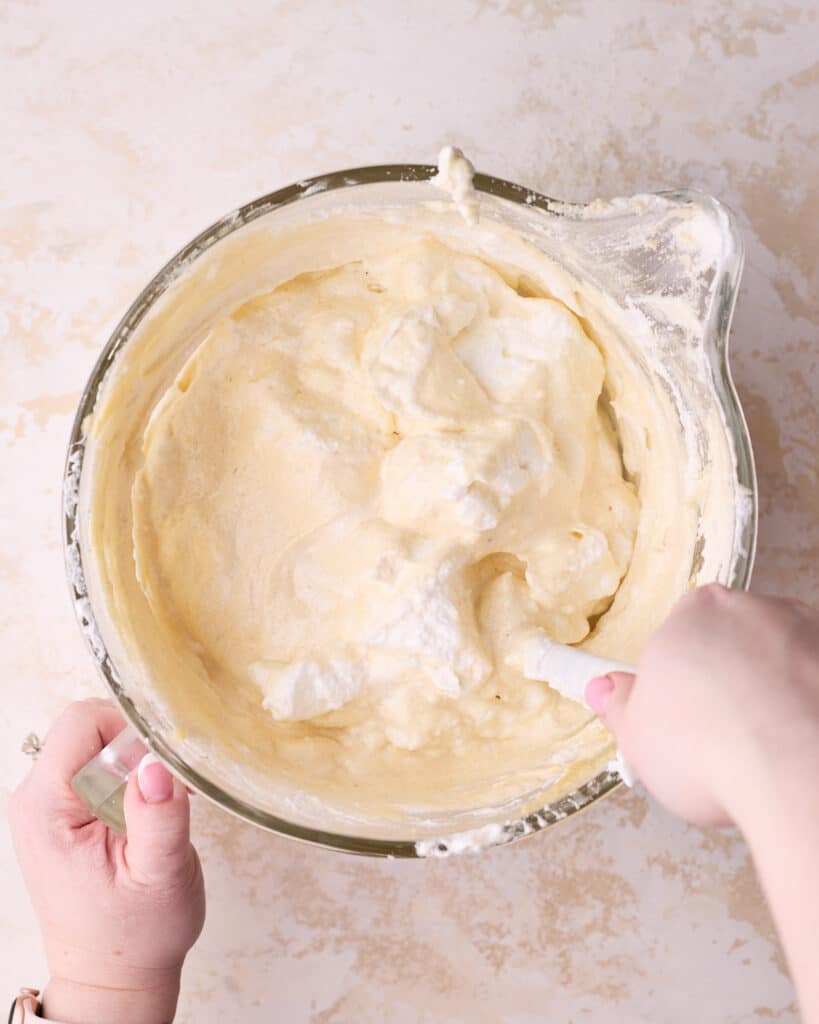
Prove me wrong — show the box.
[585,675,615,716]
[137,753,174,804]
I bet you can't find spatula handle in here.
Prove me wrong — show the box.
[71,724,147,833]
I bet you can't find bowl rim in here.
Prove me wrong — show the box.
[62,163,758,857]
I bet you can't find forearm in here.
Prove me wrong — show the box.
[733,753,819,1023]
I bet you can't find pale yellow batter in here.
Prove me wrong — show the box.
[81,180,737,828]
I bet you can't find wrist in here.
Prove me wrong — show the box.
[42,971,181,1024]
[725,724,819,839]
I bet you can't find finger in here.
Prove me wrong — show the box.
[123,754,193,887]
[585,671,635,737]
[30,699,127,794]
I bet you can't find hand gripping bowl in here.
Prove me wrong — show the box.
[64,163,757,857]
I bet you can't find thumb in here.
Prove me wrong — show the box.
[584,671,636,738]
[123,753,193,886]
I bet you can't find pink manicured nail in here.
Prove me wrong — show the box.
[137,753,174,804]
[585,675,615,716]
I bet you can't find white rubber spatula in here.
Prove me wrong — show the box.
[522,629,638,785]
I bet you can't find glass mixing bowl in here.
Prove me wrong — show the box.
[63,164,757,857]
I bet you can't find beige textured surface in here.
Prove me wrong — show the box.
[1,1,816,1020]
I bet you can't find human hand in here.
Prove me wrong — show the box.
[583,584,819,1023]
[8,699,205,1024]
[584,584,819,829]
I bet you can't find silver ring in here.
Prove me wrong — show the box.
[21,734,43,759]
